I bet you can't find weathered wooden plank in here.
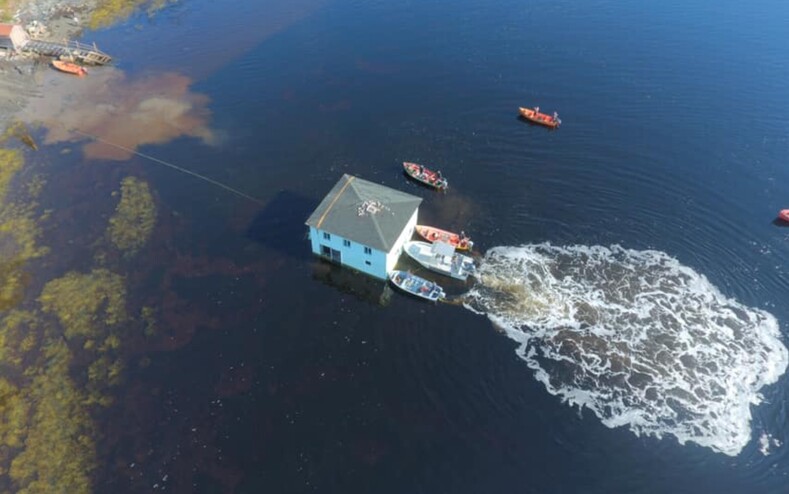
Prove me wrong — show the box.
[20,39,112,65]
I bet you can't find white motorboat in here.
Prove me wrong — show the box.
[389,270,445,302]
[403,240,475,281]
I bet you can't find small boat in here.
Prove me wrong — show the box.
[404,240,475,281]
[518,106,560,128]
[403,162,448,190]
[389,270,445,302]
[52,60,87,76]
[416,225,473,251]
[779,209,789,222]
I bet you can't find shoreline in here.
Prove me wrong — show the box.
[0,0,103,126]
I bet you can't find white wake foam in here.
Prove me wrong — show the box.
[464,243,788,456]
[758,432,782,456]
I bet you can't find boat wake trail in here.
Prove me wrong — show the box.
[464,244,788,456]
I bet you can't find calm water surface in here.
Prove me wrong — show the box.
[49,0,789,492]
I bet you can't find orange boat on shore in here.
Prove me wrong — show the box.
[415,225,473,251]
[52,60,87,76]
[519,106,560,128]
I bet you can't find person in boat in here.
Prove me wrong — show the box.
[534,106,540,115]
[553,111,559,122]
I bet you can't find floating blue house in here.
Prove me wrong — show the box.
[306,174,422,280]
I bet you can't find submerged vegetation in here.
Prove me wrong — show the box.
[108,176,157,254]
[0,129,48,312]
[40,269,127,339]
[9,342,96,494]
[0,130,98,491]
[0,310,37,369]
[0,0,17,22]
[0,1,211,489]
[0,124,158,492]
[6,122,38,151]
[0,377,29,450]
[89,0,171,29]
[0,148,21,204]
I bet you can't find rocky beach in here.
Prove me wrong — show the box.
[0,0,157,124]
[1,2,83,116]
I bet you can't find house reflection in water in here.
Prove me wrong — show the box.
[310,260,393,306]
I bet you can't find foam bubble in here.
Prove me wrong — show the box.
[464,243,788,456]
[758,432,782,456]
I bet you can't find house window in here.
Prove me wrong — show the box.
[364,246,372,255]
[323,232,331,240]
[343,239,351,247]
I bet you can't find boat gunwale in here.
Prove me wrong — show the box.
[404,240,475,281]
[403,162,448,190]
[518,106,560,128]
[415,224,473,251]
[389,270,445,301]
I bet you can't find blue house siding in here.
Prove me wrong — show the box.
[306,175,422,281]
[309,227,388,280]
[385,210,418,273]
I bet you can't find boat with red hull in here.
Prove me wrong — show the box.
[52,60,87,76]
[518,106,560,128]
[779,209,789,222]
[416,225,473,251]
[403,162,448,190]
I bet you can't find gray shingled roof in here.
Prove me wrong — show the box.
[306,174,422,252]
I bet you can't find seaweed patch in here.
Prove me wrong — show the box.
[107,176,157,254]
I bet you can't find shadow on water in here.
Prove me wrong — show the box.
[246,190,317,259]
[311,260,392,306]
[771,217,789,227]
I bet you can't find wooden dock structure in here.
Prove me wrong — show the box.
[22,39,112,65]
[1,23,112,65]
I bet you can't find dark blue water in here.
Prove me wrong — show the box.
[70,0,789,492]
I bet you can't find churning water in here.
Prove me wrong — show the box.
[465,244,788,456]
[40,0,789,490]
